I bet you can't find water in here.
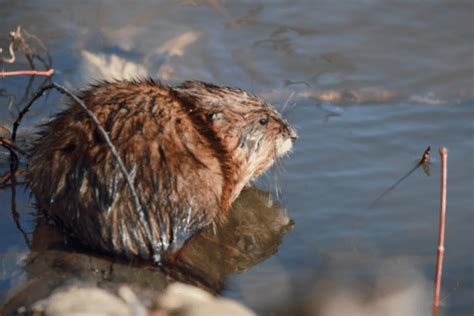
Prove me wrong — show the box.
[1,1,473,315]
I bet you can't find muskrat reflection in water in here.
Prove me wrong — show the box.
[28,80,297,263]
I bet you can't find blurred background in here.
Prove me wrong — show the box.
[0,1,473,315]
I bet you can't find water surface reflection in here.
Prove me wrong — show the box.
[0,1,473,315]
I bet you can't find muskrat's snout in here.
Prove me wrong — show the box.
[289,127,298,142]
[275,124,297,157]
[282,122,298,144]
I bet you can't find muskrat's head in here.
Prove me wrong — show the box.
[176,81,297,199]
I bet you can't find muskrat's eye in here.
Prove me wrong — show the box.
[259,117,268,125]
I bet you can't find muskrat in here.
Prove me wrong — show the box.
[28,80,297,263]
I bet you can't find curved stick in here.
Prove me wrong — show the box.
[11,84,54,142]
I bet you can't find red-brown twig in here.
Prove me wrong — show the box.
[0,68,54,77]
[433,147,448,315]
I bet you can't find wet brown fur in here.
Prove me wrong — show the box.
[28,80,296,262]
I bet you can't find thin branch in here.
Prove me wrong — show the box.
[0,168,27,189]
[1,25,53,250]
[433,147,448,315]
[8,125,31,248]
[17,72,51,112]
[9,163,31,249]
[11,84,54,142]
[0,68,54,77]
[1,137,26,157]
[1,25,52,70]
[22,28,52,68]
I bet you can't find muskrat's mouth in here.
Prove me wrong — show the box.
[276,137,293,157]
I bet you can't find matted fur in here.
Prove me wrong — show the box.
[28,80,297,262]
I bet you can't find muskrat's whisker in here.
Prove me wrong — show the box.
[281,91,295,114]
[273,171,282,201]
[270,150,284,200]
[288,101,297,112]
[276,155,288,173]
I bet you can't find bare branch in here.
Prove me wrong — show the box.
[11,84,54,142]
[1,25,52,70]
[1,68,54,77]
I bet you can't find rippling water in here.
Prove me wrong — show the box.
[1,1,473,315]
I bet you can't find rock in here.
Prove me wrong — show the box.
[30,285,132,316]
[27,282,256,316]
[159,283,256,316]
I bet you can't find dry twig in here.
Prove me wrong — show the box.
[0,26,55,249]
[1,25,53,74]
[0,137,26,171]
[11,84,54,142]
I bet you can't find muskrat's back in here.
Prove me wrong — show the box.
[28,80,297,262]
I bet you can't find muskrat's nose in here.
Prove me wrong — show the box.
[289,128,298,142]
